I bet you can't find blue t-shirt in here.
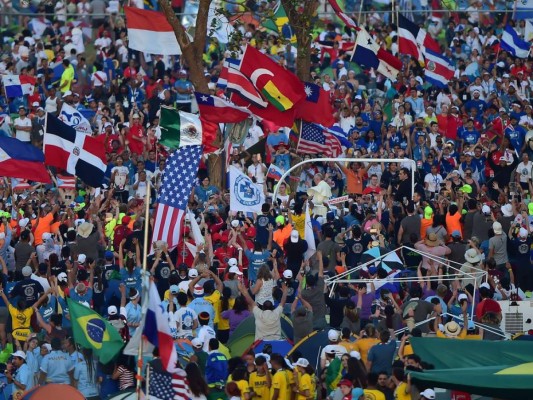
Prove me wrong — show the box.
[40,350,73,384]
[120,267,142,294]
[74,360,100,398]
[14,363,33,391]
[189,297,216,328]
[266,133,288,148]
[125,302,142,336]
[245,250,270,282]
[69,288,93,304]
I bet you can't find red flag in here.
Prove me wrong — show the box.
[327,0,359,30]
[200,117,219,154]
[238,44,305,111]
[294,82,335,127]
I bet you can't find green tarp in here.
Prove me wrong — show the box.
[409,338,533,399]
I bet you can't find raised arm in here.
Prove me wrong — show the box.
[238,281,255,309]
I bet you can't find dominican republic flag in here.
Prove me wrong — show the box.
[351,28,402,81]
[124,6,182,55]
[398,13,441,65]
[194,92,254,123]
[424,49,454,88]
[501,25,531,59]
[0,136,50,183]
[44,114,107,188]
[1,75,36,98]
[144,281,179,372]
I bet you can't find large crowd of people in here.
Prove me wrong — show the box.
[0,1,532,399]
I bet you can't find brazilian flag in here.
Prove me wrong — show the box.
[325,357,343,392]
[67,298,124,364]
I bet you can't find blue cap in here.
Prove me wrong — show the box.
[352,388,364,398]
[170,285,179,294]
[105,250,114,259]
[368,266,378,275]
[451,230,461,237]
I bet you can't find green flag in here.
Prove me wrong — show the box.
[159,106,203,149]
[67,298,124,364]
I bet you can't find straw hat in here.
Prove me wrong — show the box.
[425,233,439,247]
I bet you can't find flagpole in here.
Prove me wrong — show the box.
[136,178,151,400]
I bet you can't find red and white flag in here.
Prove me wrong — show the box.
[124,6,182,55]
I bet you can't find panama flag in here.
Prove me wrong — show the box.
[424,49,454,88]
[2,75,36,97]
[124,6,182,55]
[143,281,178,372]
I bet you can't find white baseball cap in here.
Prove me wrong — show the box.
[77,254,87,264]
[229,266,243,275]
[420,389,436,399]
[290,230,299,243]
[283,270,293,279]
[228,258,238,267]
[108,305,118,315]
[328,329,340,341]
[188,268,198,278]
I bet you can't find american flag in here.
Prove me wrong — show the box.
[147,364,190,400]
[151,145,202,250]
[297,122,342,157]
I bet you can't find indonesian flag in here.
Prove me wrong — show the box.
[124,6,182,55]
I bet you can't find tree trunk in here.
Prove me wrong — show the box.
[159,0,222,189]
[280,0,319,81]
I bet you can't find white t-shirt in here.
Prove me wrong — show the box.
[197,325,216,352]
[516,161,532,183]
[111,165,129,190]
[243,125,264,149]
[135,180,148,199]
[173,306,198,338]
[424,173,443,193]
[92,71,107,87]
[247,163,266,184]
[14,116,31,142]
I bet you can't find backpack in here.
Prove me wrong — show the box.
[113,224,131,250]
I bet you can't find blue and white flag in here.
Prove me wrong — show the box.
[501,25,531,59]
[229,165,265,213]
[59,103,92,135]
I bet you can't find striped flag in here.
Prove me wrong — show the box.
[1,75,36,97]
[151,145,202,251]
[327,0,359,30]
[424,49,454,88]
[501,25,531,58]
[297,123,342,157]
[398,13,441,65]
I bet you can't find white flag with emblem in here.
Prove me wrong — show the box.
[59,103,92,135]
[229,165,265,213]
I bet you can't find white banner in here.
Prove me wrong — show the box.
[58,103,92,135]
[229,165,265,213]
[327,195,349,205]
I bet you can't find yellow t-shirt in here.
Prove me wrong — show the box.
[218,298,235,331]
[353,338,380,364]
[291,214,306,238]
[296,373,314,400]
[271,369,290,400]
[394,382,411,400]
[249,372,270,400]
[339,339,357,353]
[236,379,250,400]
[205,290,222,324]
[60,65,75,92]
[8,304,34,342]
[364,388,386,400]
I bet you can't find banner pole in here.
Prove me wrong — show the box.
[136,178,151,400]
